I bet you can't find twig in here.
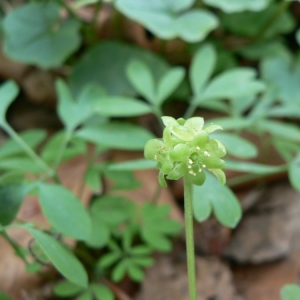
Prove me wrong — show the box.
[102,279,133,300]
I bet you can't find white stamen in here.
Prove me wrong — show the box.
[199,168,202,172]
[154,155,157,160]
[188,165,192,169]
[196,146,200,150]
[202,164,206,168]
[189,159,193,164]
[204,151,210,157]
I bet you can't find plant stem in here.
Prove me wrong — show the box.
[184,102,197,120]
[183,175,197,300]
[153,106,164,128]
[2,122,53,176]
[54,130,73,173]
[253,1,289,42]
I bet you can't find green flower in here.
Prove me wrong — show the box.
[144,116,226,187]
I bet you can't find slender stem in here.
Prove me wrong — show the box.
[153,106,164,128]
[1,122,53,176]
[54,130,73,173]
[183,176,197,300]
[252,1,289,43]
[92,1,102,41]
[184,102,197,120]
[1,231,29,265]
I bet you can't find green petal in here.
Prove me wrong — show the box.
[188,170,206,186]
[161,155,174,173]
[208,169,226,185]
[144,139,164,160]
[204,124,223,133]
[158,171,167,187]
[190,130,209,147]
[171,125,194,141]
[169,144,191,161]
[161,116,177,127]
[205,140,226,157]
[166,162,186,180]
[184,117,204,133]
[205,155,226,169]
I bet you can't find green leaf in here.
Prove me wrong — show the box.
[38,183,91,240]
[108,159,157,171]
[0,81,19,125]
[86,217,110,249]
[91,284,114,300]
[208,117,252,130]
[190,44,216,96]
[89,196,135,227]
[193,173,241,228]
[211,132,257,159]
[116,0,218,42]
[94,96,152,117]
[126,60,155,102]
[56,80,96,131]
[0,130,46,159]
[288,154,300,193]
[266,105,300,118]
[28,229,88,287]
[255,120,300,141]
[84,167,101,193]
[200,68,265,102]
[76,122,155,150]
[225,159,286,174]
[204,0,270,13]
[3,2,81,68]
[0,184,24,226]
[281,284,300,300]
[261,51,300,104]
[193,190,213,222]
[98,252,122,269]
[76,291,93,300]
[273,137,300,162]
[127,262,144,282]
[0,157,44,174]
[41,131,86,165]
[157,67,185,105]
[0,291,11,300]
[53,281,83,297]
[222,4,295,36]
[140,203,182,251]
[175,9,219,43]
[104,169,140,190]
[112,260,128,282]
[69,41,168,97]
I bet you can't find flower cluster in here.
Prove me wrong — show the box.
[144,116,226,187]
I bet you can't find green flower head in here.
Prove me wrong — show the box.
[144,116,226,187]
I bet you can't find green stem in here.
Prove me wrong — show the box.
[1,231,29,265]
[184,102,197,120]
[2,122,53,176]
[183,176,197,300]
[91,2,102,41]
[153,106,164,128]
[54,130,73,173]
[250,1,290,44]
